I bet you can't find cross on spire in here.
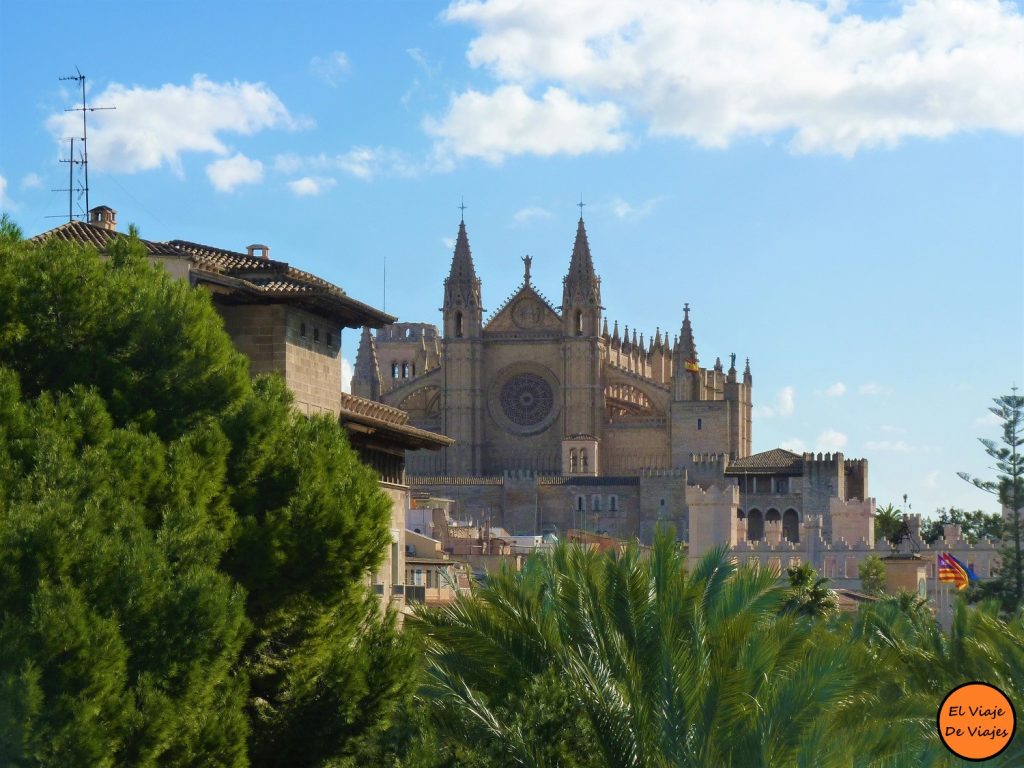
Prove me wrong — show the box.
[577,195,586,220]
[459,197,467,222]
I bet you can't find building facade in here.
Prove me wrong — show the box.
[350,216,871,556]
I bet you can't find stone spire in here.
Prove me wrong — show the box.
[677,303,698,364]
[744,357,752,385]
[562,216,602,334]
[672,304,700,400]
[351,326,382,400]
[443,219,483,338]
[445,220,480,302]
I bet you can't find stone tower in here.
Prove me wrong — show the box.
[351,326,382,400]
[560,216,603,441]
[441,218,484,474]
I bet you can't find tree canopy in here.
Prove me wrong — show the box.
[0,226,409,766]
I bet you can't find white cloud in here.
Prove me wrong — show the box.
[865,439,912,452]
[816,428,848,452]
[924,470,940,489]
[975,411,1001,427]
[443,0,1024,157]
[341,357,354,394]
[274,147,416,181]
[287,176,337,197]
[441,236,455,251]
[20,172,42,190]
[0,175,10,209]
[859,382,882,395]
[780,437,807,453]
[608,196,662,220]
[424,84,626,164]
[47,75,304,175]
[206,153,263,193]
[825,381,846,397]
[757,385,795,418]
[513,205,552,224]
[310,51,351,86]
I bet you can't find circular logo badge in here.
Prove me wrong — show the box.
[937,682,1016,761]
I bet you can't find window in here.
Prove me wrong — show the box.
[609,495,618,512]
[401,362,409,378]
[313,327,320,344]
[697,418,703,431]
[391,362,399,379]
[300,322,307,339]
[774,477,788,494]
[575,310,583,336]
[570,449,578,473]
[592,495,601,512]
[411,363,416,377]
[576,496,584,512]
[455,311,464,338]
[413,569,424,586]
[580,448,589,471]
[326,332,334,347]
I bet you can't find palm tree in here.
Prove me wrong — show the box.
[410,530,925,767]
[850,598,1024,767]
[783,562,838,617]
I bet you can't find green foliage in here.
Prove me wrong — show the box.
[0,371,250,766]
[859,554,887,597]
[0,233,410,766]
[874,503,904,546]
[959,389,1024,611]
[783,562,838,617]
[410,532,932,768]
[0,233,250,440]
[920,507,1004,544]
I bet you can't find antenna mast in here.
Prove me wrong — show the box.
[55,67,115,221]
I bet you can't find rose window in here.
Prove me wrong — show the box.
[500,373,554,427]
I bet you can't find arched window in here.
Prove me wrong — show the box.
[455,312,464,338]
[766,509,781,523]
[783,509,800,543]
[300,322,307,339]
[609,495,618,512]
[747,509,764,541]
[575,310,583,336]
[737,508,746,519]
[580,448,588,471]
[391,362,399,379]
[577,496,584,512]
[401,362,409,378]
[592,495,601,512]
[411,363,416,377]
[569,449,578,473]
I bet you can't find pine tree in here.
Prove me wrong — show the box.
[0,225,412,765]
[959,388,1024,612]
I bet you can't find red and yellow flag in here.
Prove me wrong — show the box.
[684,359,699,372]
[937,552,969,590]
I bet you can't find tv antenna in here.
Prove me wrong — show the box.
[49,68,115,221]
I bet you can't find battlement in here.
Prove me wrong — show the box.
[804,451,844,467]
[685,482,740,505]
[377,322,439,343]
[689,452,729,467]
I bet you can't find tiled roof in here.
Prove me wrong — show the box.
[32,220,180,256]
[31,222,394,328]
[338,392,453,450]
[726,448,805,474]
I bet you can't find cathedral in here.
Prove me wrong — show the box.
[352,214,878,560]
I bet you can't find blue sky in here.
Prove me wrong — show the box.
[1,0,1022,520]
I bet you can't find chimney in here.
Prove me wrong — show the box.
[247,243,270,260]
[88,206,117,232]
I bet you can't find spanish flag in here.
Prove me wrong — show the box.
[684,359,699,372]
[937,552,970,590]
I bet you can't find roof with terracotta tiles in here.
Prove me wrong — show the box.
[32,221,394,328]
[726,448,805,474]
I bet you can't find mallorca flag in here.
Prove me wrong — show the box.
[684,359,700,372]
[937,552,970,590]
